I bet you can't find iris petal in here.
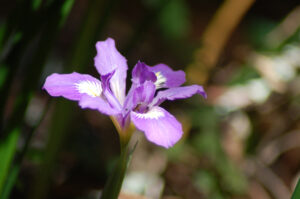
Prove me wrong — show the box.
[131,106,183,148]
[94,38,128,105]
[43,72,102,101]
[147,63,185,88]
[79,95,119,115]
[151,85,206,106]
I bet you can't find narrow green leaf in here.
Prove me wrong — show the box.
[61,0,74,17]
[32,0,118,197]
[0,128,19,194]
[0,1,75,198]
[60,0,75,26]
[292,178,300,199]
[0,100,50,199]
[0,165,19,199]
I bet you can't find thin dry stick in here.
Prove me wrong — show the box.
[266,6,300,48]
[258,130,300,166]
[187,0,255,84]
[254,160,291,199]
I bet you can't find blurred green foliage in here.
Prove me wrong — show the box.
[192,106,247,196]
[0,128,19,195]
[0,66,7,88]
[246,17,277,50]
[158,0,190,40]
[227,64,260,86]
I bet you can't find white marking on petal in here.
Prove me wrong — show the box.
[134,107,164,119]
[75,80,102,97]
[154,72,167,89]
[110,79,124,105]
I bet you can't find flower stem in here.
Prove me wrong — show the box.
[103,116,136,198]
[100,142,134,199]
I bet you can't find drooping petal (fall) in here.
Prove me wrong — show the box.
[43,72,102,101]
[131,106,183,148]
[79,95,119,115]
[94,38,128,105]
[151,85,206,106]
[147,63,185,89]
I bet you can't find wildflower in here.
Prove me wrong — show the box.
[43,38,206,148]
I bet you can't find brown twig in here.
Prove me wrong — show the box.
[187,0,255,84]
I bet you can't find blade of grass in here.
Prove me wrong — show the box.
[0,0,73,132]
[32,0,121,198]
[0,0,51,133]
[0,100,51,199]
[291,178,300,199]
[1,0,74,146]
[0,0,75,197]
[0,165,19,199]
[0,128,19,194]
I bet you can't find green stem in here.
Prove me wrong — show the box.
[100,141,137,199]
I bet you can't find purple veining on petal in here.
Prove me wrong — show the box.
[102,88,122,112]
[98,70,122,111]
[132,61,157,85]
[122,85,137,115]
[147,63,186,88]
[151,85,206,107]
[131,106,183,148]
[123,80,156,116]
[43,72,102,101]
[100,70,115,90]
[133,81,156,113]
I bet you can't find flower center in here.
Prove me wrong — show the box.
[134,106,165,119]
[75,80,102,97]
[154,72,166,89]
[134,103,149,113]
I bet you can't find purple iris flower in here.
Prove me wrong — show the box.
[43,38,206,148]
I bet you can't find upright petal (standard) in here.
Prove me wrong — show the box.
[94,38,128,105]
[151,85,206,106]
[147,63,186,89]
